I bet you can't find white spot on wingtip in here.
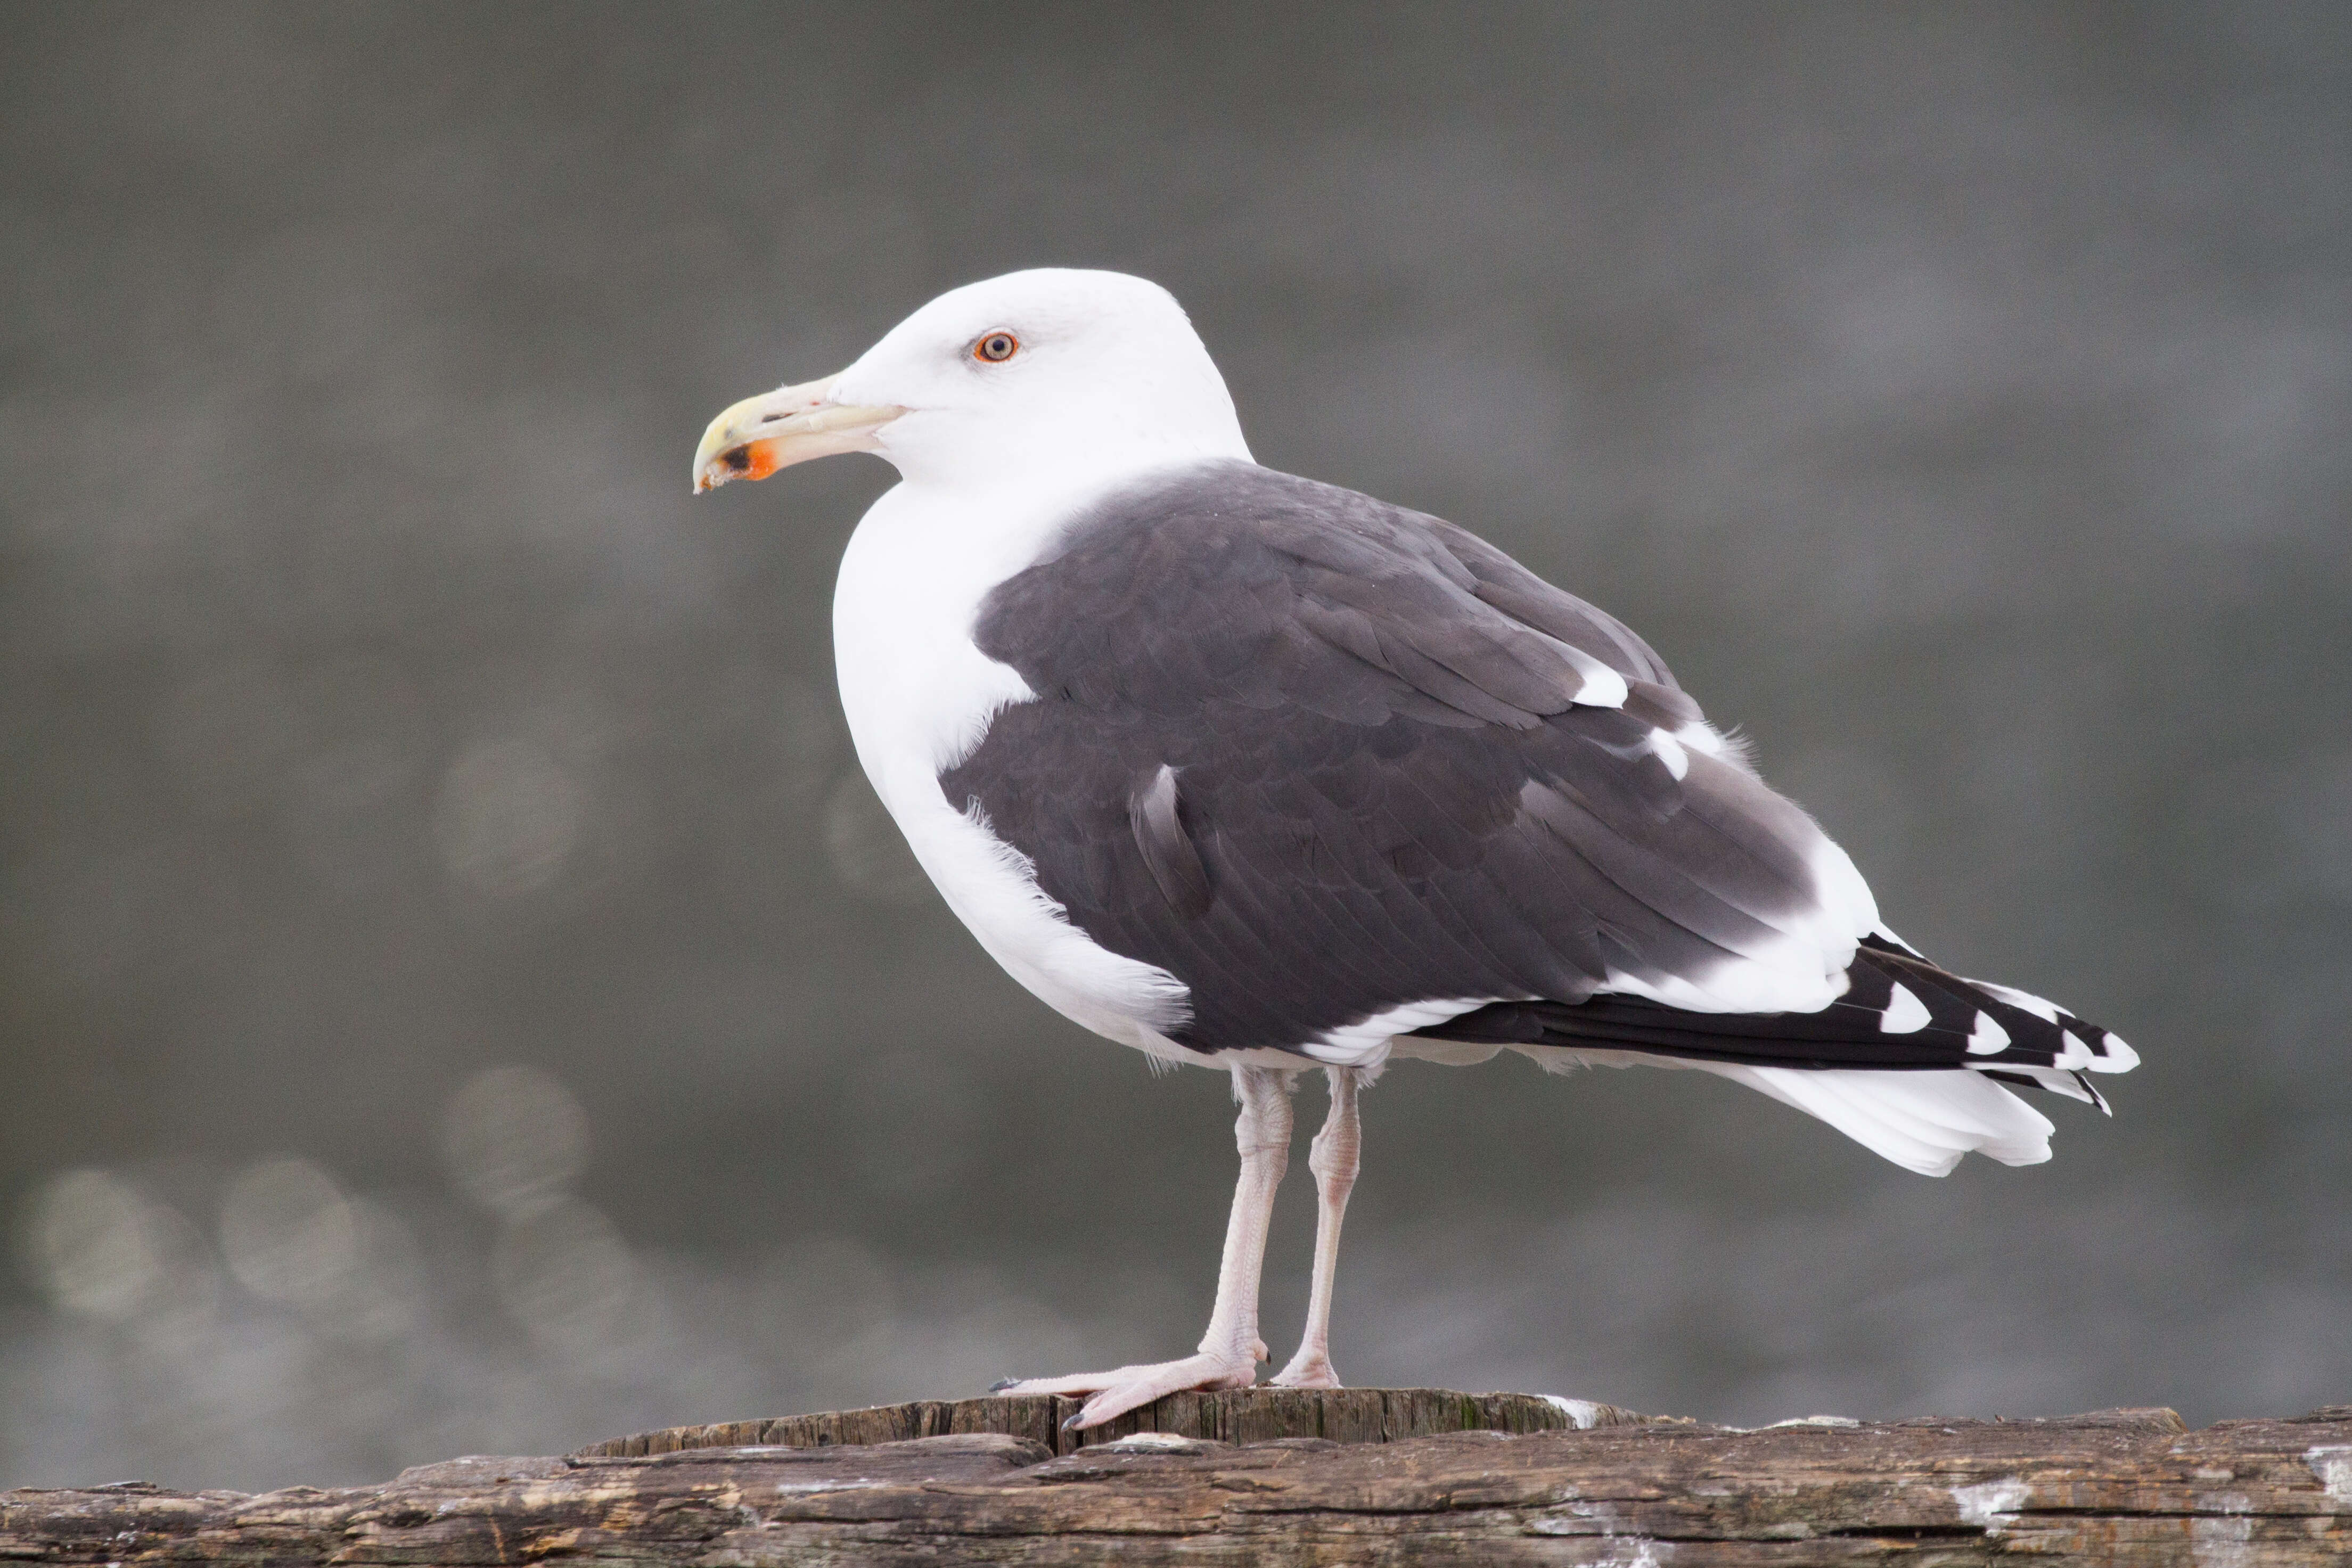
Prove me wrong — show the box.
[2100,1032,2141,1071]
[1879,982,1930,1034]
[1965,1011,2010,1055]
[1648,729,1690,781]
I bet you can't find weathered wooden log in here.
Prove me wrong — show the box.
[575,1386,1654,1458]
[6,1391,2348,1565]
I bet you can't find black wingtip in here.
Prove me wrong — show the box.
[1857,930,1927,960]
[988,1378,1022,1393]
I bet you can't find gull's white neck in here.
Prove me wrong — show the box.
[831,452,1240,816]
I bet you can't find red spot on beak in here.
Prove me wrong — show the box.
[725,439,783,482]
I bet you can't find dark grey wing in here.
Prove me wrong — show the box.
[943,459,2128,1087]
[1418,514,1680,692]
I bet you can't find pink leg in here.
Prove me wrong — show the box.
[993,1065,1296,1429]
[1272,1066,1361,1389]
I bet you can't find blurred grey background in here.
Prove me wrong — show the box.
[3,1,2348,1492]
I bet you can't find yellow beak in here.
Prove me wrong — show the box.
[691,374,904,494]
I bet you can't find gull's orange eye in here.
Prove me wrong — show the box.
[974,330,1019,363]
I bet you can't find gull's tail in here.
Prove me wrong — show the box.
[1409,932,2136,1176]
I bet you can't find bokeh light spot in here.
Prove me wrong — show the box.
[433,737,585,896]
[218,1157,359,1309]
[442,1066,589,1221]
[22,1170,172,1321]
[491,1201,641,1351]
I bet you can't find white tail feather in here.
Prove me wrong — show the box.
[1509,1044,2064,1176]
[1704,1065,2055,1177]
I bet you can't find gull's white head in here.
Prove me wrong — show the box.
[694,269,1250,495]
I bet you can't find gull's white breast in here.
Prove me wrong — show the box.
[831,478,1193,1054]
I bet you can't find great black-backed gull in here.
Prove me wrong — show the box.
[693,269,2137,1429]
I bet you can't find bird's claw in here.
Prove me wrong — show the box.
[989,1348,1263,1430]
[1269,1356,1342,1389]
